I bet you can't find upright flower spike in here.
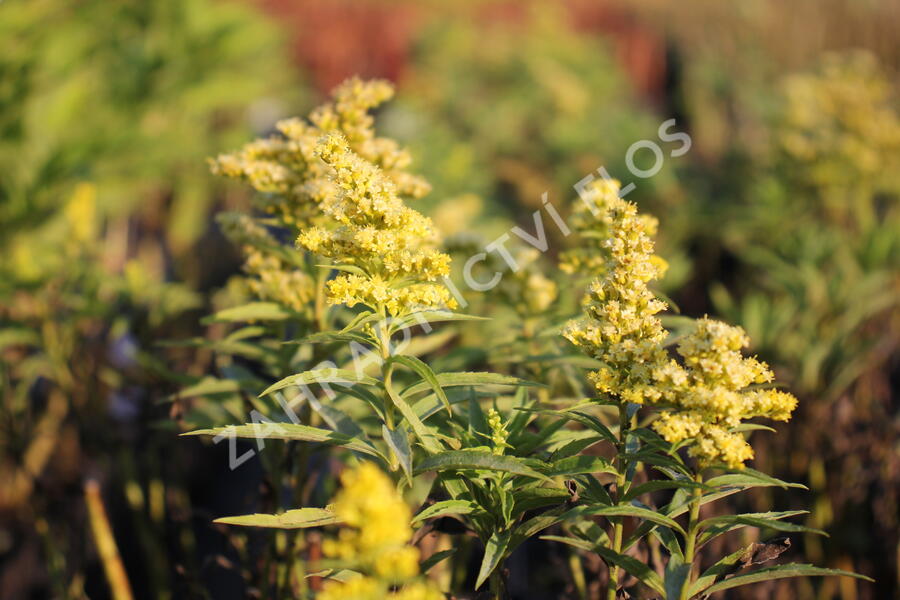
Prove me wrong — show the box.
[652,318,798,469]
[560,178,665,279]
[298,133,455,316]
[319,463,442,600]
[565,186,798,469]
[210,77,433,312]
[562,183,670,405]
[211,77,430,229]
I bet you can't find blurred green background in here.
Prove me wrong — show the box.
[1,0,897,598]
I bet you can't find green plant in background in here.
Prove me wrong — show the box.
[182,78,870,600]
[0,0,298,595]
[708,51,900,587]
[384,2,679,219]
[0,182,198,596]
[0,0,296,253]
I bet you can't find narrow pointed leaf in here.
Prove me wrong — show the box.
[564,504,686,535]
[389,355,451,416]
[475,529,511,590]
[259,369,378,398]
[402,372,541,398]
[414,450,549,481]
[420,549,457,574]
[207,302,293,323]
[700,564,872,596]
[593,546,665,595]
[413,500,481,524]
[383,424,413,484]
[182,423,381,458]
[214,508,339,529]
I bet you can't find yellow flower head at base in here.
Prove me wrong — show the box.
[319,463,442,600]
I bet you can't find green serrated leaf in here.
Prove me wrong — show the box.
[390,355,452,416]
[181,423,381,458]
[402,372,541,398]
[414,450,550,481]
[699,564,872,596]
[207,302,293,323]
[259,368,378,398]
[698,512,824,546]
[413,500,481,524]
[214,508,338,529]
[664,553,690,600]
[542,455,617,477]
[622,479,705,503]
[564,504,686,535]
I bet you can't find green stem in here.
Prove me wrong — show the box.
[382,361,396,430]
[606,403,632,600]
[489,568,505,600]
[680,471,705,600]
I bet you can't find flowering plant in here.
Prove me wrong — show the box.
[182,78,869,599]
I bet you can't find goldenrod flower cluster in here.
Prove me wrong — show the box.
[211,77,430,229]
[565,189,797,468]
[297,133,455,316]
[560,179,665,279]
[562,186,669,404]
[319,463,442,600]
[779,52,900,209]
[652,318,798,468]
[216,213,314,311]
[211,78,436,313]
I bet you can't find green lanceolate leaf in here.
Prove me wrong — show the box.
[308,396,367,439]
[688,545,748,597]
[564,504,686,536]
[510,507,567,551]
[697,512,824,546]
[383,424,413,484]
[414,450,550,481]
[420,549,457,574]
[402,372,541,398]
[541,455,617,477]
[511,487,571,517]
[522,408,617,444]
[175,377,244,398]
[214,508,339,529]
[389,355,452,416]
[259,368,379,398]
[182,423,381,458]
[593,545,665,596]
[412,499,482,524]
[698,564,872,596]
[704,470,807,492]
[541,535,594,551]
[295,331,370,345]
[206,302,294,323]
[392,310,489,332]
[383,370,444,454]
[475,529,511,590]
[622,478,706,503]
[664,554,691,600]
